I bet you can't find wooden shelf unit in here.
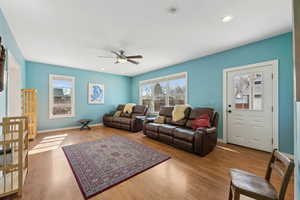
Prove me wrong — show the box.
[0,116,28,198]
[22,89,37,140]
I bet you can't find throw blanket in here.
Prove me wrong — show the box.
[172,105,189,122]
[123,103,136,114]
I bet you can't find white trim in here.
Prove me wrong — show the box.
[280,152,294,160]
[37,123,103,134]
[139,72,188,113]
[292,1,299,199]
[223,60,279,151]
[49,74,75,119]
[139,72,187,85]
[217,138,225,143]
[7,51,22,117]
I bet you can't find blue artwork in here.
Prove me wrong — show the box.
[88,83,104,104]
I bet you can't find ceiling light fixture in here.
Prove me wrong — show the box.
[101,68,105,70]
[117,57,127,64]
[222,15,233,23]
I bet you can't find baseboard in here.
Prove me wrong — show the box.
[217,139,294,158]
[37,123,103,134]
[217,138,225,143]
[280,152,294,159]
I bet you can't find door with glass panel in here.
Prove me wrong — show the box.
[226,65,274,152]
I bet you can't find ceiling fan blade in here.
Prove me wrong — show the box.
[126,55,143,59]
[111,51,121,57]
[127,59,139,65]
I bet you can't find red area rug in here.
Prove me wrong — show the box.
[62,136,170,199]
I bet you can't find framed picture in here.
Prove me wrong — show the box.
[88,82,104,104]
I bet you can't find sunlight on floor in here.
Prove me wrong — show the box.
[240,195,254,200]
[29,134,68,155]
[216,145,240,153]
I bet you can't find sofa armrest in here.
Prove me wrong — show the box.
[131,113,145,119]
[194,127,217,156]
[143,117,157,125]
[196,127,216,134]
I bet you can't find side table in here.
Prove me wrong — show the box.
[78,119,93,130]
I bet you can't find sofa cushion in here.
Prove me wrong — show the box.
[173,138,194,152]
[103,115,113,122]
[112,117,121,123]
[158,134,173,145]
[174,128,195,142]
[133,105,147,114]
[159,124,177,136]
[146,130,159,139]
[145,123,162,132]
[186,108,214,129]
[113,117,130,123]
[119,117,133,125]
[159,107,173,117]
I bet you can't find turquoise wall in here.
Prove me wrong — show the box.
[26,61,131,131]
[131,33,294,154]
[0,9,26,120]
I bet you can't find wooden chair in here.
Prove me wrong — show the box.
[228,149,294,200]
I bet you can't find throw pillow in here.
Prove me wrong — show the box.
[123,103,136,114]
[191,114,211,130]
[154,116,166,124]
[172,105,189,121]
[113,111,122,117]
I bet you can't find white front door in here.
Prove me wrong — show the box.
[226,63,275,152]
[7,52,22,117]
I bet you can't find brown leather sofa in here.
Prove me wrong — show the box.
[143,106,219,156]
[103,104,148,132]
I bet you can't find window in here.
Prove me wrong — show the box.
[49,75,75,119]
[140,72,187,113]
[233,72,263,110]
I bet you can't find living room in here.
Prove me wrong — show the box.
[0,0,299,200]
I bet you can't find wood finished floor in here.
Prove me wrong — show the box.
[7,126,294,200]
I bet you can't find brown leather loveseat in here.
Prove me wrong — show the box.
[143,106,219,156]
[103,104,148,132]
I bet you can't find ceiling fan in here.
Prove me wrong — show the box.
[98,50,143,65]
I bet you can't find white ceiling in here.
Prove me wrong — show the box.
[0,0,292,76]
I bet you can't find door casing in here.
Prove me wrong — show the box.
[223,60,279,150]
[7,51,22,117]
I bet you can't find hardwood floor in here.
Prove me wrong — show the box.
[7,126,294,200]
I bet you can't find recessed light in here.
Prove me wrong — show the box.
[222,15,233,23]
[101,68,104,70]
[167,7,178,15]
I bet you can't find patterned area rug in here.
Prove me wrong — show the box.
[62,136,170,199]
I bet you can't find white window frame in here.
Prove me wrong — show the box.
[139,72,188,113]
[49,74,75,119]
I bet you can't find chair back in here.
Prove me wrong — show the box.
[265,149,294,200]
